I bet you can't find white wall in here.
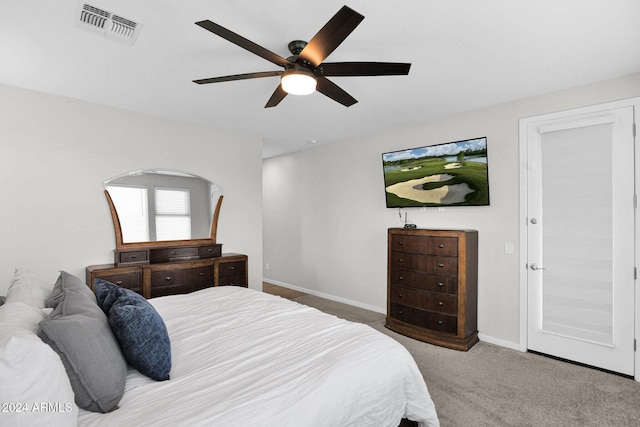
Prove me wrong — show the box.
[0,84,263,294]
[263,72,640,347]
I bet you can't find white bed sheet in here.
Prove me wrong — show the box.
[77,286,439,427]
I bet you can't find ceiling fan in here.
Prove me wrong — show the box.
[193,5,411,108]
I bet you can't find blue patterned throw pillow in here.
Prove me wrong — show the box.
[94,279,171,381]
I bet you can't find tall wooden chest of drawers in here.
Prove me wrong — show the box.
[385,228,478,351]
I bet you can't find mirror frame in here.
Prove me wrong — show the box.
[105,189,223,251]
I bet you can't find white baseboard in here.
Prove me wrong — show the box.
[262,278,386,314]
[477,333,522,351]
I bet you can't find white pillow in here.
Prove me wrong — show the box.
[5,268,54,308]
[0,301,45,339]
[0,302,79,427]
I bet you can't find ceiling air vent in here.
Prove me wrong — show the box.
[77,2,143,45]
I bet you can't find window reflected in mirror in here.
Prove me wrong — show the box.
[104,170,222,244]
[154,187,191,241]
[105,185,150,242]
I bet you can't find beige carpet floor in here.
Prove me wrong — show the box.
[264,284,640,427]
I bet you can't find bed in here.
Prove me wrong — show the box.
[1,269,439,427]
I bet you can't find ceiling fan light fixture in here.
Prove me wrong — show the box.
[281,69,317,95]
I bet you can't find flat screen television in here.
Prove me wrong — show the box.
[382,137,490,208]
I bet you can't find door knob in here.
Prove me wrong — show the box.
[530,263,546,270]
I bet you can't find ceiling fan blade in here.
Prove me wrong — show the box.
[193,71,283,85]
[297,6,364,67]
[315,76,357,107]
[320,62,411,76]
[195,20,290,68]
[264,84,288,108]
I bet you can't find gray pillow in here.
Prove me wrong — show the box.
[46,271,95,309]
[38,272,126,413]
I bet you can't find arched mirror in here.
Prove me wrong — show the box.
[104,170,223,257]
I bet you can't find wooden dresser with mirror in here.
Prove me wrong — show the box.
[86,170,248,299]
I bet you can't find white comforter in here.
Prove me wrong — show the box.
[78,286,439,427]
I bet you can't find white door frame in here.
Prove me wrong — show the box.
[519,97,640,381]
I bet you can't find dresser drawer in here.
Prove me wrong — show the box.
[96,271,143,295]
[199,244,222,258]
[390,267,457,294]
[117,250,149,265]
[218,261,246,277]
[151,265,214,285]
[390,235,458,256]
[390,252,458,275]
[150,283,194,298]
[150,247,199,263]
[218,261,247,286]
[389,302,457,334]
[390,285,457,314]
[151,265,214,295]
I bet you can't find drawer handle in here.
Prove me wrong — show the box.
[438,263,444,268]
[165,276,172,281]
[207,248,213,252]
[398,241,404,245]
[115,281,123,285]
[437,320,444,325]
[131,255,137,259]
[199,272,204,276]
[229,266,236,271]
[438,244,445,248]
[438,301,444,306]
[171,251,177,255]
[398,259,405,263]
[398,310,403,315]
[398,276,404,281]
[398,293,403,298]
[438,282,444,287]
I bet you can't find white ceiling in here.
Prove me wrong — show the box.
[1,1,639,158]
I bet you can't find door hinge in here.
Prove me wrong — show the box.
[635,339,637,352]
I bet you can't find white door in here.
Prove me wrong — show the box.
[525,106,635,375]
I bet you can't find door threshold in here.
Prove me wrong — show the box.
[527,350,634,380]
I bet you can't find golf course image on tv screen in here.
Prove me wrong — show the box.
[382,137,490,208]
